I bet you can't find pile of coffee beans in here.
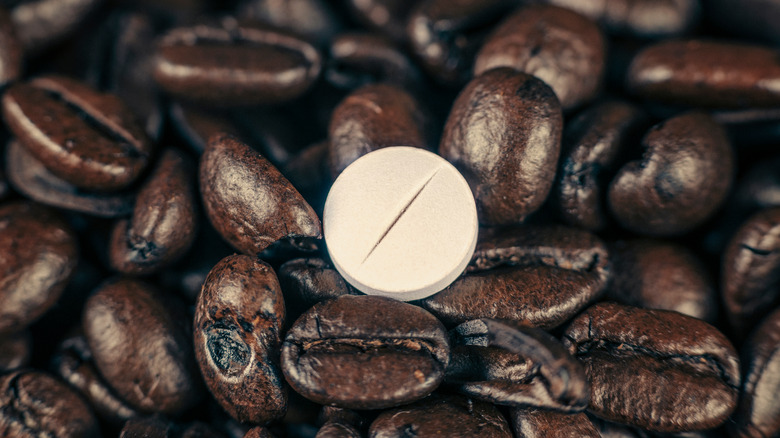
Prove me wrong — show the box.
[1,0,780,437]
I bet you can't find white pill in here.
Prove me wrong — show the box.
[323,146,478,301]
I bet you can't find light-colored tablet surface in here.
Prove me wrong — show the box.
[323,146,478,301]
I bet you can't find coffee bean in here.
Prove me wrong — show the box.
[347,0,414,43]
[722,208,780,338]
[562,302,740,432]
[327,83,428,177]
[316,407,364,438]
[119,416,171,438]
[608,112,734,236]
[109,148,198,275]
[511,409,600,438]
[281,295,450,409]
[474,5,606,110]
[368,393,513,438]
[0,201,78,334]
[2,75,153,191]
[83,278,202,415]
[316,423,360,438]
[199,133,321,256]
[243,426,276,438]
[278,257,358,321]
[238,0,342,47]
[281,140,330,208]
[8,0,100,54]
[0,369,99,438]
[194,254,288,424]
[627,40,780,109]
[0,7,21,88]
[0,330,31,371]
[153,21,322,106]
[440,68,562,226]
[446,319,589,411]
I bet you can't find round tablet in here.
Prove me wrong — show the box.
[323,146,478,301]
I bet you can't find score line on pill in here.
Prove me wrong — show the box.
[323,146,478,301]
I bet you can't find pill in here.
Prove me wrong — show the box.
[323,146,478,301]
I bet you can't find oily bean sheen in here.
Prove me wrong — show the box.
[109,148,198,275]
[607,239,716,322]
[83,278,202,415]
[446,319,589,411]
[474,5,606,110]
[327,83,427,177]
[511,410,600,438]
[368,394,513,438]
[0,330,31,371]
[562,302,741,432]
[0,8,21,88]
[553,100,646,231]
[439,68,562,226]
[730,307,780,438]
[423,225,609,328]
[0,370,99,438]
[154,22,322,106]
[2,76,153,191]
[722,208,780,338]
[194,254,288,424]
[281,295,450,409]
[608,112,734,236]
[200,133,321,256]
[0,201,78,334]
[627,40,780,109]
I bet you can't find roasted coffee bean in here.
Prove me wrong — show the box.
[281,295,450,409]
[607,239,717,322]
[562,302,740,432]
[368,393,513,438]
[316,407,364,438]
[316,423,360,438]
[6,139,136,217]
[722,208,780,338]
[553,100,647,231]
[282,140,330,207]
[243,427,276,438]
[194,254,287,424]
[608,112,734,236]
[446,319,588,411]
[52,334,139,425]
[0,7,21,88]
[0,201,78,334]
[0,369,99,438]
[328,83,428,177]
[83,278,202,415]
[237,0,342,46]
[2,76,153,191]
[153,21,322,106]
[543,0,700,38]
[440,68,562,226]
[474,5,606,111]
[277,257,358,321]
[423,225,609,328]
[627,40,780,109]
[346,0,415,43]
[730,306,780,438]
[510,409,599,438]
[0,330,31,371]
[169,103,240,155]
[8,0,100,54]
[109,148,198,275]
[119,416,171,438]
[200,133,321,256]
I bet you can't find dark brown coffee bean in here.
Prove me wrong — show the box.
[328,83,428,177]
[194,254,287,424]
[562,302,740,432]
[316,407,364,438]
[200,133,321,256]
[277,257,358,321]
[0,330,30,371]
[439,68,562,226]
[316,423,360,438]
[543,0,700,38]
[2,76,153,191]
[0,201,78,334]
[511,409,600,438]
[446,319,589,411]
[423,225,609,328]
[109,148,198,275]
[553,100,647,231]
[243,427,276,438]
[282,140,330,208]
[8,0,100,54]
[170,103,239,155]
[238,0,342,46]
[707,0,780,44]
[607,239,717,322]
[474,5,606,110]
[608,112,734,236]
[0,369,99,438]
[346,0,415,43]
[153,21,321,106]
[627,40,780,109]
[730,306,780,438]
[0,7,21,88]
[722,208,780,338]
[368,393,513,438]
[281,295,450,409]
[83,278,202,415]
[6,139,136,217]
[52,333,139,425]
[120,416,171,438]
